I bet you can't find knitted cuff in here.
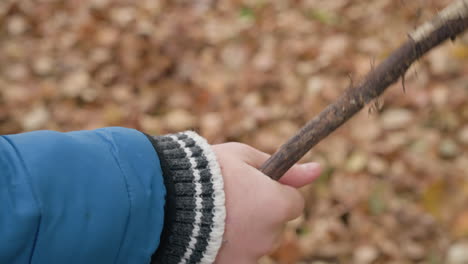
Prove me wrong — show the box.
[145,131,226,264]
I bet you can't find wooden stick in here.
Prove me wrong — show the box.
[261,0,468,180]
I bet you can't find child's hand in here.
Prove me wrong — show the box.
[211,143,322,264]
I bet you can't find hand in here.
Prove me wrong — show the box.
[211,143,321,264]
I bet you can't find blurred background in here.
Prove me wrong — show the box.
[1,0,468,263]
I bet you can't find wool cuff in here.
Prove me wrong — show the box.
[145,131,226,264]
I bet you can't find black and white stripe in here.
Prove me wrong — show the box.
[147,132,225,264]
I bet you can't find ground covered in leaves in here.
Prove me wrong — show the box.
[1,0,468,263]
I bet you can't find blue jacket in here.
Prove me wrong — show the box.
[0,127,166,263]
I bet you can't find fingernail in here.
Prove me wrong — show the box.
[301,162,321,171]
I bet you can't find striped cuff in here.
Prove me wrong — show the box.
[146,131,226,264]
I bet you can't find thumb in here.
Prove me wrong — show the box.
[278,162,322,188]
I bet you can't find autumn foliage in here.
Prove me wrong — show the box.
[1,0,468,263]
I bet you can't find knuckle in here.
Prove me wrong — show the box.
[224,142,248,152]
[224,142,258,158]
[291,191,305,217]
[253,234,280,257]
[294,194,306,216]
[279,188,305,220]
[273,198,291,220]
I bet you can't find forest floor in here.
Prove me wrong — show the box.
[1,0,468,263]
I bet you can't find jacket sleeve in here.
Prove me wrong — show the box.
[0,127,166,264]
[0,127,226,264]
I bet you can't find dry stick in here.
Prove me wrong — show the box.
[261,0,468,180]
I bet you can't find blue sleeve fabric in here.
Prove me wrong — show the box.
[0,127,166,264]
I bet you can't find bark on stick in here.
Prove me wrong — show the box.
[260,0,468,180]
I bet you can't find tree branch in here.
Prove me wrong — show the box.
[261,0,468,180]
